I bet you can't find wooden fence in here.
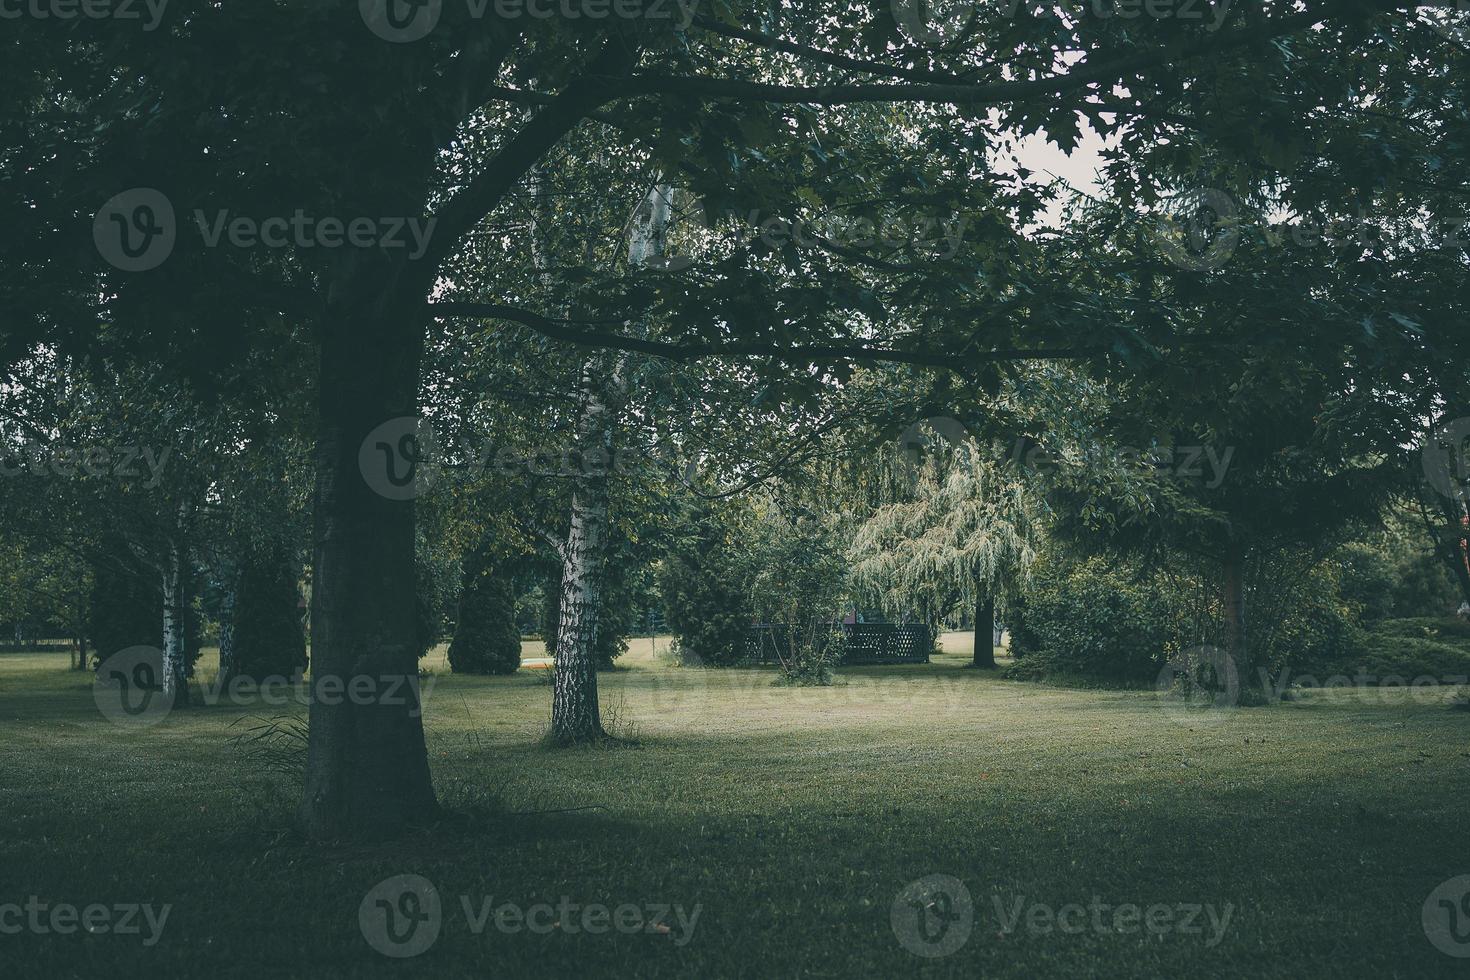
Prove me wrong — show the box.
[744,623,931,666]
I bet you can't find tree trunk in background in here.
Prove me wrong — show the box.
[1222,544,1250,689]
[296,263,436,840]
[160,542,191,709]
[216,570,239,684]
[1443,500,1470,609]
[972,590,997,668]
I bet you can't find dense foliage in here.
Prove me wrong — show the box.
[448,562,522,676]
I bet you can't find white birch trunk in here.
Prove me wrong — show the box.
[550,383,611,740]
[549,183,672,742]
[160,541,190,708]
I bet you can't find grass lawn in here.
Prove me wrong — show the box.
[2,633,1467,977]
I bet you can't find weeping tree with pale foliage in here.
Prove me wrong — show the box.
[849,436,1041,668]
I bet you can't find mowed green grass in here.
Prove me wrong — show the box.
[1,634,1468,978]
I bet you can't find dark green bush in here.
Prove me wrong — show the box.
[658,501,755,667]
[1303,618,1470,683]
[228,552,307,681]
[1003,555,1176,683]
[1007,550,1369,686]
[1368,617,1470,644]
[448,565,522,675]
[1350,636,1470,681]
[88,550,203,676]
[1252,561,1367,677]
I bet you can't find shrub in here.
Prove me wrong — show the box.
[228,552,307,682]
[1351,635,1470,682]
[1368,617,1470,644]
[1252,560,1367,678]
[771,623,846,687]
[1007,549,1369,687]
[1303,618,1470,683]
[1004,554,1176,683]
[88,551,204,676]
[658,500,755,667]
[448,565,522,675]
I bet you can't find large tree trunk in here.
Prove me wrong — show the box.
[972,589,996,669]
[160,541,191,709]
[297,264,436,840]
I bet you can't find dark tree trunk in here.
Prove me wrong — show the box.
[216,569,239,684]
[1222,544,1250,689]
[972,591,997,669]
[296,264,436,840]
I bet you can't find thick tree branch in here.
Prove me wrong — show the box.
[412,39,642,290]
[427,301,1087,370]
[600,7,1371,107]
[689,17,983,84]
